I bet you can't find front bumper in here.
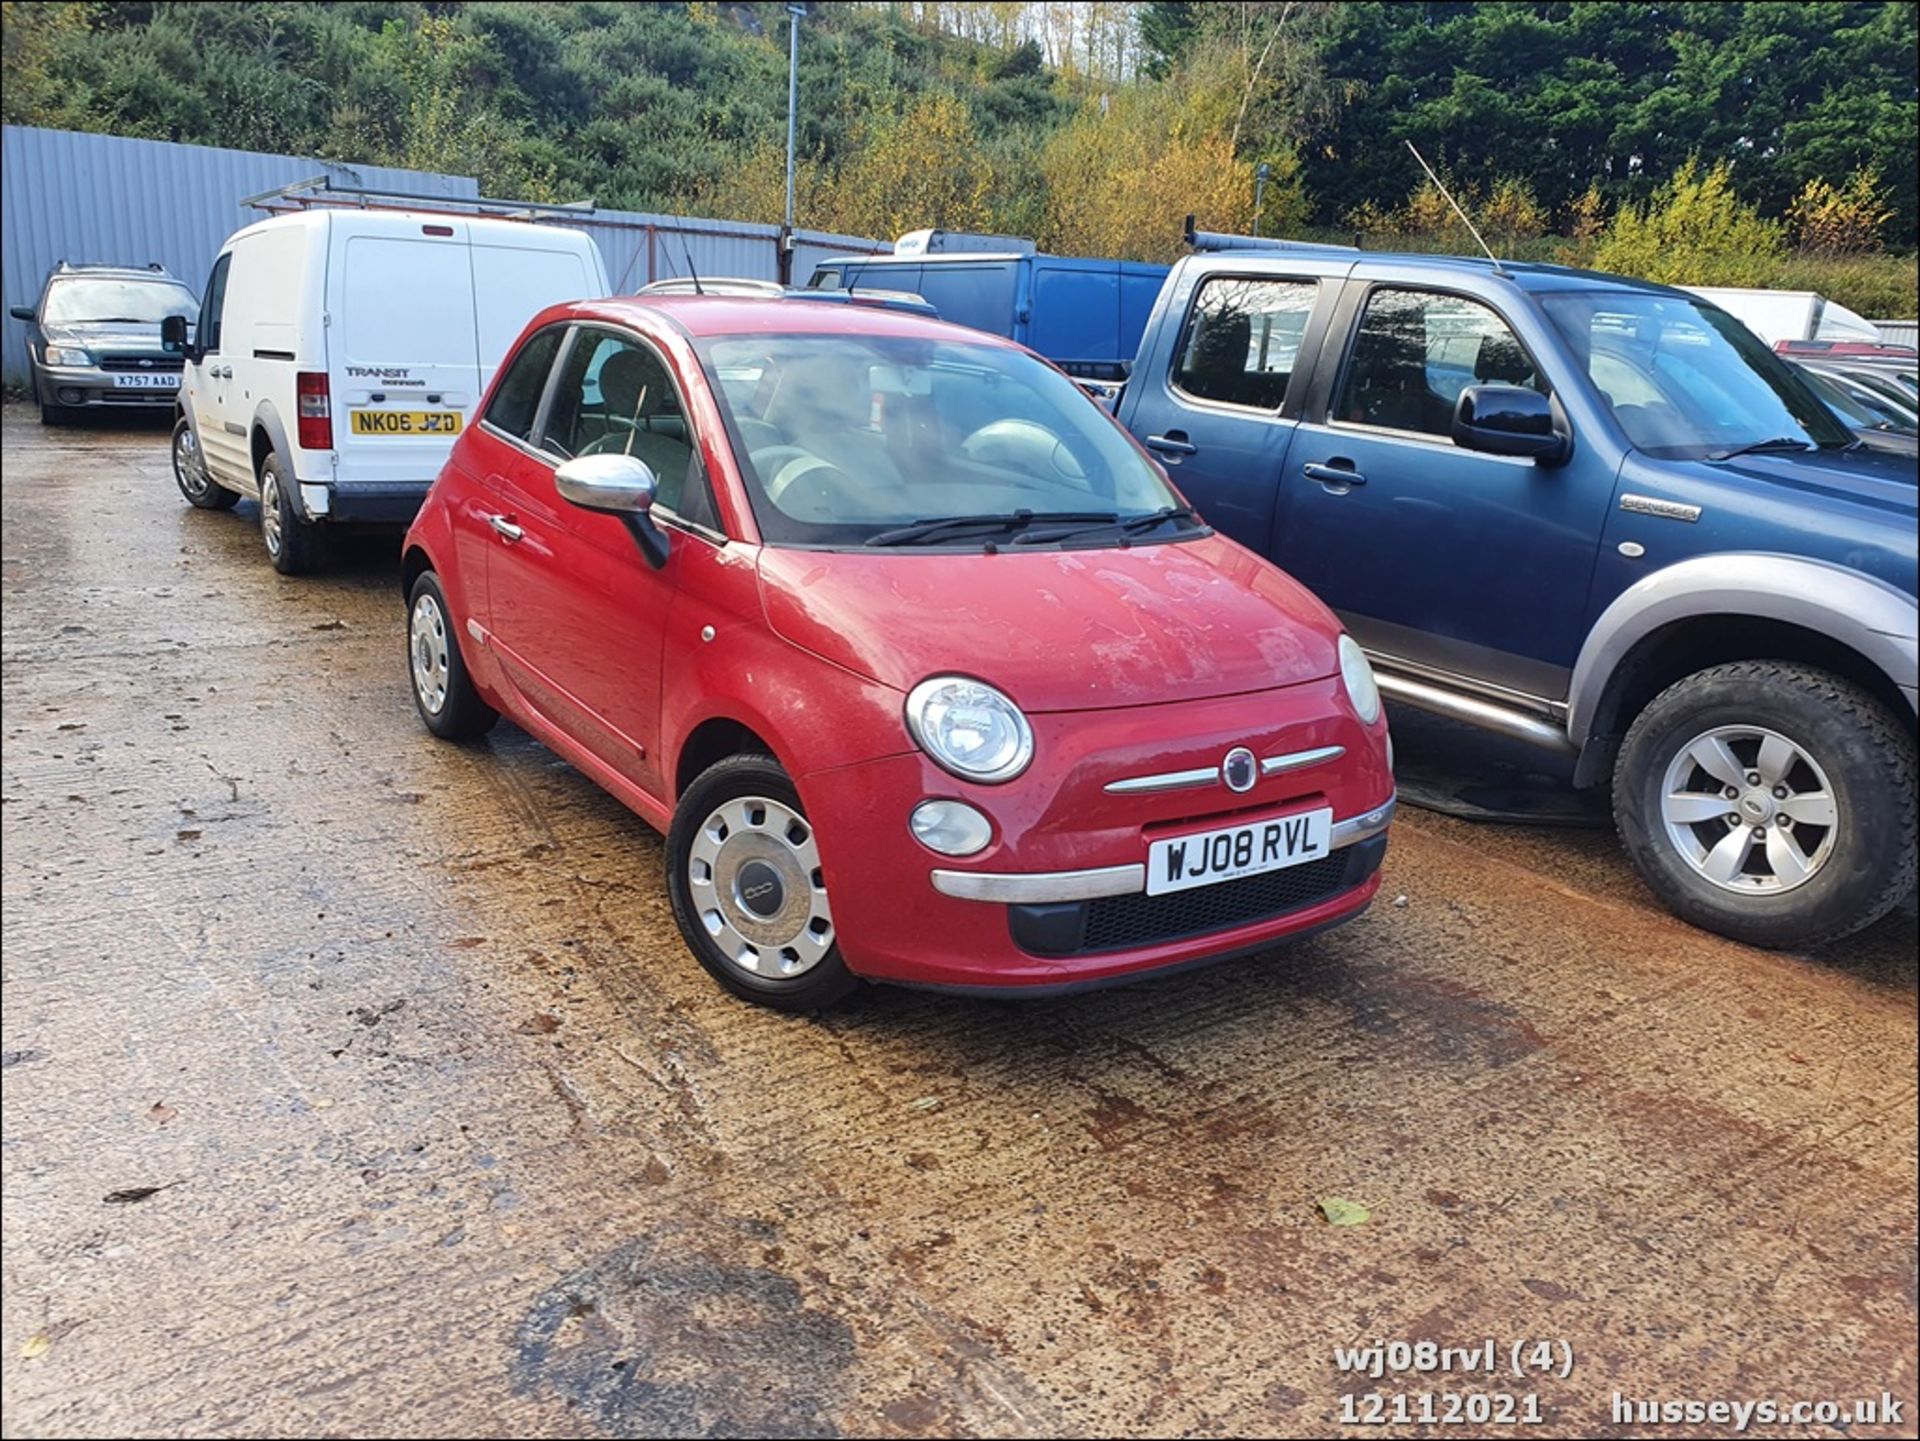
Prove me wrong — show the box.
[799,677,1395,993]
[35,360,180,408]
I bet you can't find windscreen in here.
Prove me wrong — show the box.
[695,331,1180,547]
[1542,291,1851,458]
[44,278,199,324]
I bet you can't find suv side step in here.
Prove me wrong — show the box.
[1377,671,1576,754]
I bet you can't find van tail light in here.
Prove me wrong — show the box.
[296,372,332,450]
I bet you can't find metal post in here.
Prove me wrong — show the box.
[1253,162,1271,238]
[781,2,804,284]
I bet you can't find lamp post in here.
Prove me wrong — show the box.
[1253,161,1271,238]
[781,2,805,283]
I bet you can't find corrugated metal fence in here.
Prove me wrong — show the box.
[2,125,888,382]
[1873,320,1918,349]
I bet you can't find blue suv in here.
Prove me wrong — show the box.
[1117,237,1917,948]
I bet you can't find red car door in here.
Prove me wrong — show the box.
[483,324,694,802]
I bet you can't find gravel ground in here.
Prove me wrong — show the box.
[3,406,1914,1438]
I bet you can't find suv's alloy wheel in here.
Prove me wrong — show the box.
[1614,661,1918,949]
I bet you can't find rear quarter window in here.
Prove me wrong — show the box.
[485,326,564,442]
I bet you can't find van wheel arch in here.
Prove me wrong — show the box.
[1572,614,1912,789]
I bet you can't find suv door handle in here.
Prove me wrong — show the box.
[487,514,525,543]
[1144,432,1198,456]
[1303,460,1367,489]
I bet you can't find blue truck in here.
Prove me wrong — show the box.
[1113,229,1918,949]
[807,231,1168,381]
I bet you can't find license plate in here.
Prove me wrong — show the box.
[112,373,177,389]
[1146,808,1334,896]
[349,410,463,436]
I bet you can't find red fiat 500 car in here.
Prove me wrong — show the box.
[401,295,1394,1010]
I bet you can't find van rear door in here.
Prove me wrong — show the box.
[327,216,481,487]
[468,231,603,394]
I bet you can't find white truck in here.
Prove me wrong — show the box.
[164,200,608,574]
[1679,286,1884,348]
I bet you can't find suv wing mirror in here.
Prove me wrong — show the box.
[1452,385,1569,464]
[554,453,670,568]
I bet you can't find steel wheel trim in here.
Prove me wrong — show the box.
[260,469,284,557]
[174,426,208,497]
[410,594,451,715]
[686,795,834,978]
[1660,724,1838,894]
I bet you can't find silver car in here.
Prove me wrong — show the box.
[9,262,199,424]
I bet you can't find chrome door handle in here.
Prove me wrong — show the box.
[1145,433,1198,455]
[1303,461,1366,489]
[487,514,525,543]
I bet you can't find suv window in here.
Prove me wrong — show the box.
[1174,277,1317,410]
[485,326,564,442]
[199,255,232,355]
[43,277,198,325]
[542,328,705,516]
[1338,287,1542,438]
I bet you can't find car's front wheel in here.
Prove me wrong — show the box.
[1613,661,1917,949]
[666,754,858,1011]
[172,417,239,510]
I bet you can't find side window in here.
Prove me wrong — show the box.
[1337,287,1543,438]
[1173,276,1317,410]
[484,326,563,441]
[540,328,699,512]
[200,253,232,355]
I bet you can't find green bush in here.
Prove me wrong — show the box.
[1591,159,1786,286]
[1770,254,1917,320]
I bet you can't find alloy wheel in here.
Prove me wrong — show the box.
[1659,724,1838,893]
[260,469,284,558]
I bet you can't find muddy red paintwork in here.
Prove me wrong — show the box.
[403,295,1393,995]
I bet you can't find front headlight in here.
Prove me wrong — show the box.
[1338,634,1382,726]
[42,344,93,367]
[905,676,1034,783]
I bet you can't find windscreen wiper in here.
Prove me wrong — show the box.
[1011,505,1202,547]
[863,510,1120,547]
[1707,436,1817,461]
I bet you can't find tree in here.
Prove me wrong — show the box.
[1591,159,1786,287]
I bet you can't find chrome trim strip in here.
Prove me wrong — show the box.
[1261,744,1345,776]
[1368,649,1565,719]
[931,864,1146,903]
[931,794,1398,904]
[1375,672,1577,753]
[1330,795,1396,848]
[1103,765,1219,795]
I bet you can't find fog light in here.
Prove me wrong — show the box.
[56,387,85,405]
[910,799,992,857]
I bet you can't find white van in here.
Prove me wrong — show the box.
[165,208,608,574]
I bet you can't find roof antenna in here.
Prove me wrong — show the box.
[682,240,704,296]
[1405,140,1506,276]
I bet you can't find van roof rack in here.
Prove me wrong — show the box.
[639,276,937,317]
[1182,214,1357,254]
[242,176,595,222]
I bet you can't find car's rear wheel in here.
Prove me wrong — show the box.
[259,453,321,575]
[1613,661,1917,949]
[406,571,497,741]
[666,754,858,1011]
[172,417,239,510]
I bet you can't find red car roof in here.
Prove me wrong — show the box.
[576,293,1012,344]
